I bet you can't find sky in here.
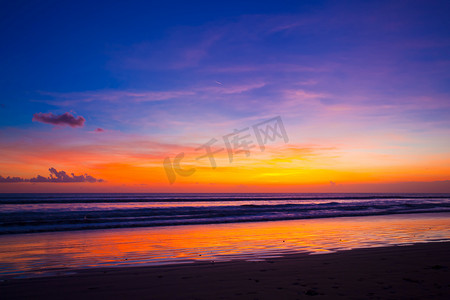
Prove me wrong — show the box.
[0,0,449,193]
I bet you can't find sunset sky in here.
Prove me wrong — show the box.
[0,0,449,193]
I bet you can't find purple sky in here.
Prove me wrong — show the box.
[0,0,449,192]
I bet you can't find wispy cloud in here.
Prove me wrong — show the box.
[118,30,223,70]
[37,90,196,106]
[36,80,267,107]
[197,82,266,94]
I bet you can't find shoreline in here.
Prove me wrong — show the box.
[2,210,450,236]
[2,241,449,299]
[2,211,449,237]
[1,212,449,281]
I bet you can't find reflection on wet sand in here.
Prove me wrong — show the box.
[0,212,449,278]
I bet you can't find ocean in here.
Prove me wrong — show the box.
[1,193,450,278]
[1,193,450,235]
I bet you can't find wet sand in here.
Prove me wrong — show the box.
[1,242,449,299]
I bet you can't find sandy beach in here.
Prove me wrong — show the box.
[2,241,449,299]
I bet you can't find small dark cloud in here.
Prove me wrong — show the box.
[32,112,85,127]
[94,128,105,132]
[0,168,104,183]
[0,176,24,183]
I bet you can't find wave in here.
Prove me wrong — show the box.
[1,194,450,234]
[0,193,449,204]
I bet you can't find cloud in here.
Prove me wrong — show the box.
[198,82,266,94]
[0,176,24,183]
[32,112,85,127]
[94,128,105,133]
[0,168,104,183]
[38,90,195,106]
[118,30,222,70]
[36,82,266,107]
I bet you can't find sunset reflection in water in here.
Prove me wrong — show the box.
[0,212,449,278]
